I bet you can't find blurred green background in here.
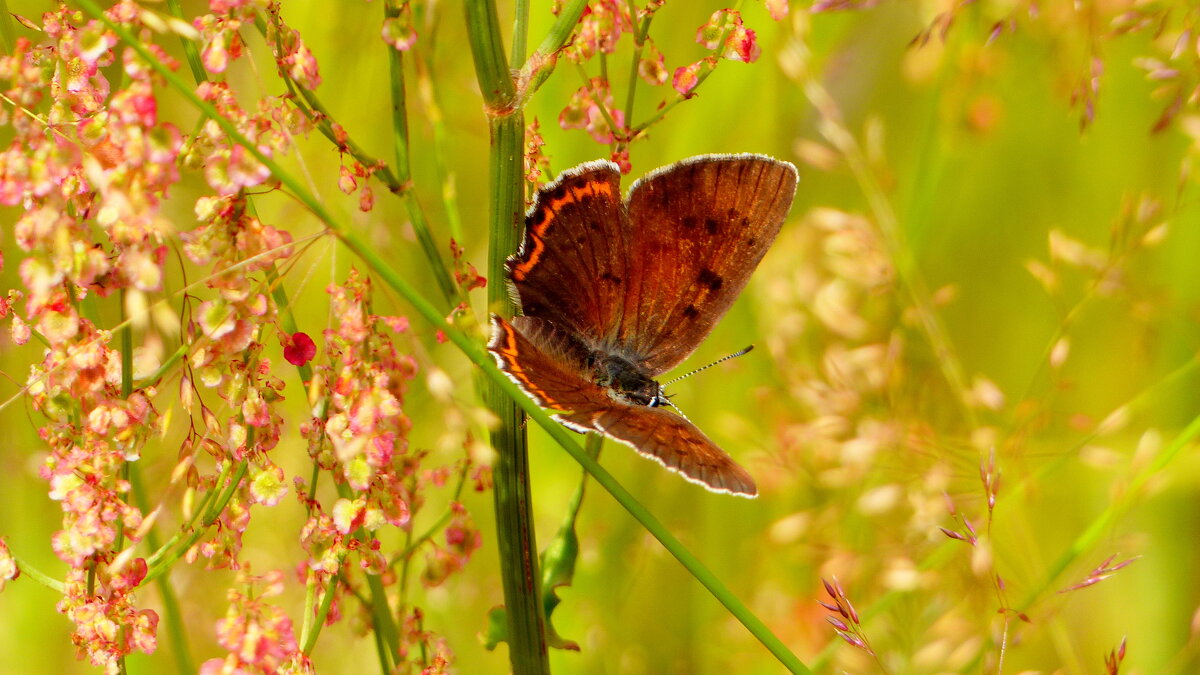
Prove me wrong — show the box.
[3,1,1200,673]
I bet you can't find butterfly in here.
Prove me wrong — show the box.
[488,154,798,496]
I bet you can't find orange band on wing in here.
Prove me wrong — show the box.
[511,179,615,282]
[492,319,569,410]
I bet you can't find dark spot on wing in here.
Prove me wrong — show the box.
[679,168,697,192]
[589,220,602,231]
[704,217,720,235]
[682,216,699,230]
[528,207,547,227]
[546,183,566,202]
[745,236,757,248]
[682,304,699,319]
[600,272,623,285]
[698,268,723,291]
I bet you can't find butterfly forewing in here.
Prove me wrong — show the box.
[507,162,630,346]
[619,155,797,374]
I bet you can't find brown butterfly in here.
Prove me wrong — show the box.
[488,154,797,496]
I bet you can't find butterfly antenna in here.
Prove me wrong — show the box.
[660,395,695,424]
[661,345,755,387]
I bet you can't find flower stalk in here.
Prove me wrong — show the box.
[464,0,550,670]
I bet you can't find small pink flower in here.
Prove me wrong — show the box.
[0,538,19,592]
[696,10,726,50]
[283,331,316,366]
[564,0,634,62]
[202,32,229,73]
[284,37,322,90]
[11,316,31,345]
[673,60,705,97]
[338,165,357,194]
[382,12,418,51]
[695,9,760,63]
[358,184,374,212]
[726,26,761,63]
[637,43,668,85]
[610,148,632,174]
[559,78,625,144]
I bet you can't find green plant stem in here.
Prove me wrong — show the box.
[333,481,401,668]
[164,0,205,82]
[518,0,589,99]
[511,0,529,67]
[464,0,551,670]
[384,1,458,305]
[9,550,66,593]
[301,569,341,654]
[413,43,465,242]
[1020,412,1200,610]
[117,287,193,670]
[622,7,653,127]
[300,570,318,650]
[83,4,807,669]
[129,468,195,673]
[114,293,133,675]
[143,460,248,584]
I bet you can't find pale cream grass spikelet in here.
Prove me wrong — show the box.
[820,344,890,407]
[813,279,870,340]
[856,484,901,515]
[1048,228,1107,271]
[768,512,811,544]
[968,376,1005,411]
[882,556,921,591]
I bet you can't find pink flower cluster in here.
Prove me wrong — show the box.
[551,2,786,170]
[0,4,187,667]
[559,77,626,145]
[0,1,482,671]
[200,569,308,675]
[294,271,418,578]
[61,559,160,672]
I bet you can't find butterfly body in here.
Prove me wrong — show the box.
[489,154,798,496]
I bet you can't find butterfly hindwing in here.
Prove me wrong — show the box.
[488,315,609,412]
[561,406,757,497]
[490,315,758,497]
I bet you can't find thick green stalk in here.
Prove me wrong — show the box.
[464,0,550,671]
